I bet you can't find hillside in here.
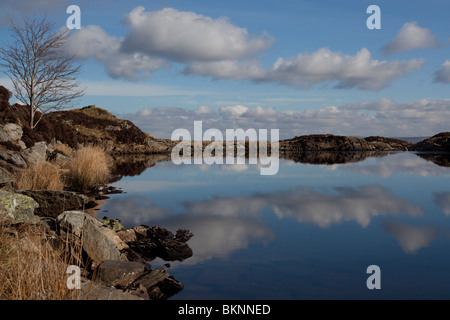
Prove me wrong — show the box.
[0,86,175,154]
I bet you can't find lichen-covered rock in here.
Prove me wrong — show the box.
[0,190,39,223]
[102,216,125,232]
[19,190,89,218]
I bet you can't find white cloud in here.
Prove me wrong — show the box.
[435,192,450,216]
[264,48,423,90]
[382,21,439,55]
[183,185,423,229]
[185,59,266,80]
[434,60,450,83]
[382,220,440,255]
[121,98,450,139]
[121,7,274,62]
[66,25,168,80]
[185,47,423,90]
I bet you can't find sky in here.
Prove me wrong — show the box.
[0,0,449,139]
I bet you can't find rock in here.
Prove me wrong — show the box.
[0,128,13,143]
[126,239,159,260]
[175,229,194,242]
[117,229,137,242]
[19,190,89,218]
[78,278,144,300]
[101,216,124,232]
[57,211,129,265]
[0,190,39,223]
[95,260,149,288]
[0,150,27,167]
[414,132,450,152]
[3,123,23,142]
[280,134,412,152]
[157,276,184,299]
[157,238,193,261]
[132,269,169,289]
[0,166,14,185]
[21,141,48,164]
[126,226,194,262]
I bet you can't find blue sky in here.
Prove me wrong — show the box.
[0,0,449,139]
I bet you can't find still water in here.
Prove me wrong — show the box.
[102,152,450,299]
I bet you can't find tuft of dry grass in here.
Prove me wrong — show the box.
[54,142,74,157]
[0,220,83,300]
[64,145,110,191]
[15,160,64,191]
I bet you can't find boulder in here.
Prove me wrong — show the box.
[0,190,39,223]
[78,278,144,300]
[57,211,129,265]
[3,123,23,142]
[19,190,89,218]
[21,141,48,164]
[125,225,194,262]
[95,260,149,288]
[0,150,27,167]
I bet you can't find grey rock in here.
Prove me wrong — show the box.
[96,260,149,288]
[0,150,27,167]
[57,211,129,265]
[21,141,48,164]
[3,123,23,142]
[78,278,144,300]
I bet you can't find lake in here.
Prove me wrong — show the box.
[102,152,450,299]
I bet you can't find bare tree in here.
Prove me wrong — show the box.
[0,17,84,129]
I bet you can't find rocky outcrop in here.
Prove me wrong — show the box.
[280,134,413,153]
[54,211,191,300]
[413,132,450,152]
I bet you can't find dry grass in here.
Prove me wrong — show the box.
[54,142,74,157]
[0,220,83,300]
[15,160,64,191]
[64,145,110,191]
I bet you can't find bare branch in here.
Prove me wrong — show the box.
[0,17,85,129]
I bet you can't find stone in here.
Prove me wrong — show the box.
[0,166,14,185]
[78,278,144,300]
[0,150,27,167]
[95,260,149,288]
[21,141,48,164]
[157,238,193,261]
[0,190,39,223]
[175,229,194,242]
[3,123,23,142]
[117,229,137,242]
[133,269,169,289]
[57,211,129,265]
[19,190,89,218]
